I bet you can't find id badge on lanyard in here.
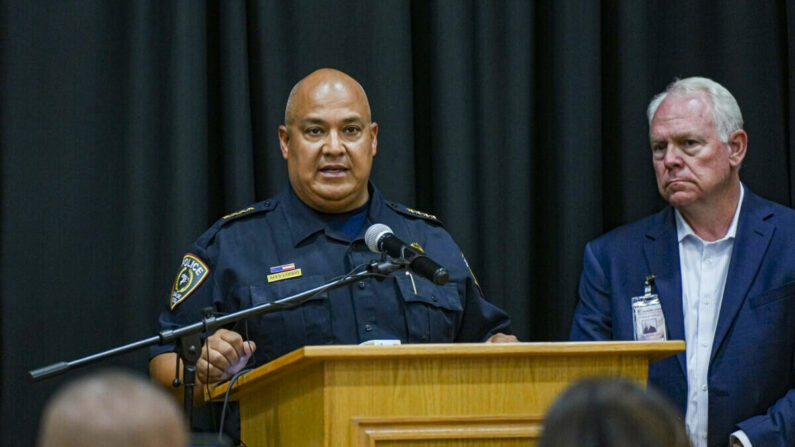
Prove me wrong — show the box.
[631,274,667,341]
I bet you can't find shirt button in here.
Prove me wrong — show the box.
[364,324,373,332]
[705,258,712,265]
[358,281,366,289]
[701,385,707,391]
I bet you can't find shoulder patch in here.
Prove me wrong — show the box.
[170,254,209,310]
[387,202,443,225]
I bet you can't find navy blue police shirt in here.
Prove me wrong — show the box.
[151,183,512,365]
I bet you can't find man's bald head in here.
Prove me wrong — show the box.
[38,370,188,447]
[284,68,372,126]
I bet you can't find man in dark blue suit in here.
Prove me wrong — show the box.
[570,77,795,447]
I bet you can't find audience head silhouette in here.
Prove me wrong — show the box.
[539,377,690,447]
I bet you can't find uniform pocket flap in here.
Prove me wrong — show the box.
[250,275,328,306]
[395,274,463,312]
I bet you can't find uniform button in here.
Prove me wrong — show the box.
[431,295,437,302]
[701,385,707,391]
[358,281,366,289]
[264,201,271,206]
[364,324,373,332]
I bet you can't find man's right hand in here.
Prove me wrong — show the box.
[196,328,257,384]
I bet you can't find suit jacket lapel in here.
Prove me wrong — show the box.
[643,207,686,374]
[711,191,775,361]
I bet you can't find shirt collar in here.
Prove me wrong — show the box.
[284,182,382,247]
[675,183,744,243]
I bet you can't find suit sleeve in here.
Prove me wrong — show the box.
[570,241,614,341]
[736,372,795,446]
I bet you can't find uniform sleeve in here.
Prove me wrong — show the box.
[454,275,512,342]
[149,247,217,359]
[409,222,513,342]
[435,238,511,341]
[569,241,614,340]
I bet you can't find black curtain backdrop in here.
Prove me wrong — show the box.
[2,1,794,445]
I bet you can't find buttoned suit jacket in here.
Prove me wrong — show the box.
[570,187,795,447]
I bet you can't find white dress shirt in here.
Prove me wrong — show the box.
[676,184,744,447]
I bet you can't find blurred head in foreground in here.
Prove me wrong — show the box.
[539,377,690,447]
[38,369,187,447]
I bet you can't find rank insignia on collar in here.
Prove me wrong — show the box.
[267,263,302,283]
[171,254,209,310]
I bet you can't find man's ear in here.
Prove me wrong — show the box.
[727,129,747,168]
[369,122,378,157]
[278,125,289,160]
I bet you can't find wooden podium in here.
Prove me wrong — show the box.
[208,341,683,447]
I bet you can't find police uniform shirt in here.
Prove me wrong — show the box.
[151,183,512,365]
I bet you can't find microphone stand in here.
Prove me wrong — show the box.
[29,259,408,427]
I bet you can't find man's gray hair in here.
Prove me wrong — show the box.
[647,77,744,142]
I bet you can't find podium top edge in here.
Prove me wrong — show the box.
[297,341,685,358]
[206,341,684,400]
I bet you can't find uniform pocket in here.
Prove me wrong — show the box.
[248,275,331,362]
[395,273,462,342]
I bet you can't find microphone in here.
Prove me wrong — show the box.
[364,223,450,285]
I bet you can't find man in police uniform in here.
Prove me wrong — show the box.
[149,69,516,430]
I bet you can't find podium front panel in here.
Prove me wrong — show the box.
[216,342,685,446]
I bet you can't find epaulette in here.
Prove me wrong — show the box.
[221,198,276,221]
[196,199,278,246]
[386,201,444,226]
